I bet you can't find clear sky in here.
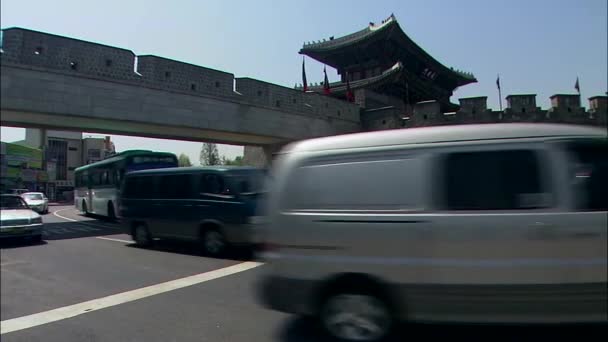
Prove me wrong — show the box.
[1,0,606,162]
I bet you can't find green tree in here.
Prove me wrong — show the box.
[222,155,244,166]
[200,143,221,165]
[178,153,192,167]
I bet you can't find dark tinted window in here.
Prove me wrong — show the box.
[158,174,193,199]
[91,172,102,186]
[101,171,109,185]
[442,150,550,210]
[123,176,157,199]
[200,174,227,195]
[567,140,607,211]
[0,196,28,209]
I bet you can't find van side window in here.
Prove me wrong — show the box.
[442,150,550,210]
[284,157,424,211]
[200,174,226,195]
[159,175,193,199]
[123,176,157,199]
[567,140,607,211]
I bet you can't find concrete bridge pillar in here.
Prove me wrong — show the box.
[243,143,286,168]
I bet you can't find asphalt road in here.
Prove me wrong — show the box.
[0,206,602,341]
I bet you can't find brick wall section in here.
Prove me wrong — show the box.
[1,28,137,81]
[361,107,401,130]
[235,78,360,123]
[137,55,234,98]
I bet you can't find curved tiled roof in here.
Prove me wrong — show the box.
[301,15,398,51]
[296,61,403,93]
[300,14,476,83]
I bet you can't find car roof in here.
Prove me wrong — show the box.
[126,166,263,177]
[22,192,44,195]
[1,194,22,198]
[283,123,606,153]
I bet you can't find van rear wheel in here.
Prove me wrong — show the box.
[320,292,392,342]
[133,224,152,247]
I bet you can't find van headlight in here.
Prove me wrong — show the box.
[31,217,42,224]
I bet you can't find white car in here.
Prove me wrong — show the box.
[21,192,49,214]
[0,194,44,242]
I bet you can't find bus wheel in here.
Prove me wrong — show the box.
[82,200,89,216]
[107,202,116,221]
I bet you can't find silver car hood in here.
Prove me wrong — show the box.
[0,209,39,221]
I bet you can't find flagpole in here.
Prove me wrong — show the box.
[497,74,503,111]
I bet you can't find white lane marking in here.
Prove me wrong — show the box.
[0,261,263,334]
[95,236,133,243]
[52,208,78,222]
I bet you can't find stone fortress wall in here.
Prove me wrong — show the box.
[359,90,607,131]
[0,27,360,127]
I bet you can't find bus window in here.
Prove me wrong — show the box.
[91,172,102,186]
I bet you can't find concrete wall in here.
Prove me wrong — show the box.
[66,139,81,182]
[0,27,360,125]
[361,107,402,130]
[1,27,361,150]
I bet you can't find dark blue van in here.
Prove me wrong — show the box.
[119,166,266,256]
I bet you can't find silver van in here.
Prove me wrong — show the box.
[258,123,607,341]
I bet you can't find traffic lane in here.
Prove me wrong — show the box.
[1,226,240,320]
[49,206,116,224]
[0,266,286,342]
[2,264,600,342]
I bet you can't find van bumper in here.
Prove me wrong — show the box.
[258,275,317,315]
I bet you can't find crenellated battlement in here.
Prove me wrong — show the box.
[0,27,360,124]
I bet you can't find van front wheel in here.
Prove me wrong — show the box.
[133,224,152,247]
[320,293,392,342]
[202,229,226,257]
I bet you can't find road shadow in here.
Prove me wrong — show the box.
[128,239,254,261]
[277,316,607,342]
[41,221,122,241]
[0,237,47,249]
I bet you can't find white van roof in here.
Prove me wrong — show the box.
[284,123,606,153]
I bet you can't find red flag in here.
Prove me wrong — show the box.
[323,66,331,95]
[574,77,580,94]
[302,57,308,92]
[346,73,354,102]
